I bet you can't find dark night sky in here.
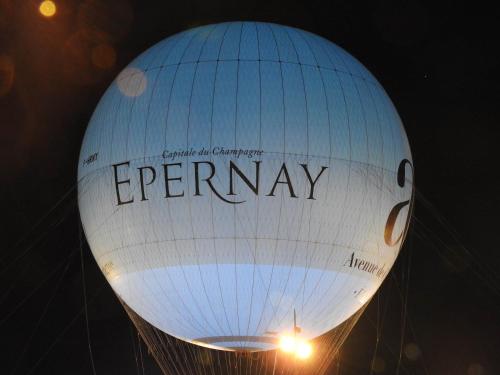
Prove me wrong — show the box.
[1,0,499,374]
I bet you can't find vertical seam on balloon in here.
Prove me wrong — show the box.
[279,27,332,329]
[181,25,223,375]
[262,22,295,335]
[89,90,118,256]
[132,32,203,337]
[384,86,400,184]
[233,22,244,347]
[252,22,284,336]
[291,36,342,325]
[166,29,225,338]
[268,25,313,332]
[333,50,373,254]
[285,26,328,329]
[311,37,357,319]
[301,34,355,325]
[291,28,335,319]
[207,22,236,339]
[384,87,398,185]
[108,68,144,326]
[184,23,230,339]
[243,20,261,345]
[155,27,215,336]
[107,73,134,252]
[364,80,386,262]
[130,40,177,332]
[124,36,168,166]
[133,44,209,340]
[263,24,310,335]
[252,22,282,335]
[92,101,115,285]
[129,34,189,335]
[142,35,183,163]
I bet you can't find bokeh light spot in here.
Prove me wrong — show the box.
[91,44,116,70]
[117,68,147,97]
[404,342,421,361]
[63,31,102,86]
[39,0,56,17]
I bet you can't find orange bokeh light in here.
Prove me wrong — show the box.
[39,1,56,17]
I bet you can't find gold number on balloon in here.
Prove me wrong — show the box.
[384,159,414,246]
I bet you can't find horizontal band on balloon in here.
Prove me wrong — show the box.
[78,151,413,185]
[116,58,380,86]
[79,157,411,248]
[96,238,389,276]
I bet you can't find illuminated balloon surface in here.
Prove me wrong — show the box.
[78,22,413,351]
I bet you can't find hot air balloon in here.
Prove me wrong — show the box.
[78,21,413,369]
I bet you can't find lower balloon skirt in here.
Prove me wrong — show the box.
[109,263,375,351]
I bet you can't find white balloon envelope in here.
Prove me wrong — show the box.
[78,22,413,351]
